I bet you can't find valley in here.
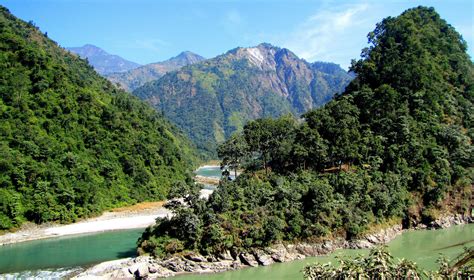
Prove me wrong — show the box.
[0,2,472,279]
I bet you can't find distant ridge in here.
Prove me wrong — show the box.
[106,51,206,92]
[67,44,141,75]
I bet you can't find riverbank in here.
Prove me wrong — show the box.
[0,201,171,246]
[0,167,219,247]
[73,214,472,279]
[71,226,404,279]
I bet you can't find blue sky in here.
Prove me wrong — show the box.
[1,0,473,70]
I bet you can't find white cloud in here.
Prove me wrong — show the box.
[284,2,376,69]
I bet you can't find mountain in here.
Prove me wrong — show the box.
[133,43,353,157]
[106,51,205,92]
[138,6,473,259]
[0,6,197,230]
[67,44,141,75]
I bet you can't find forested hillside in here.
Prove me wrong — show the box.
[0,7,197,230]
[138,6,473,257]
[133,43,353,157]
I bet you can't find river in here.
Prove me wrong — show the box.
[175,223,474,280]
[0,229,143,277]
[0,166,471,279]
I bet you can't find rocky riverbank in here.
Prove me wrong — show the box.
[73,213,472,279]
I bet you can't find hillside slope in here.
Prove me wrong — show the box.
[134,43,353,157]
[106,51,205,92]
[138,6,473,257]
[0,6,197,230]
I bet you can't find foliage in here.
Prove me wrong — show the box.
[0,6,198,230]
[304,246,474,280]
[133,44,353,158]
[217,132,248,177]
[138,6,473,257]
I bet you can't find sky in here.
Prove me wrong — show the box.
[1,0,473,70]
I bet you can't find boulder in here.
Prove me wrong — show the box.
[254,250,274,266]
[347,239,373,249]
[239,252,259,267]
[161,257,186,272]
[183,259,201,272]
[217,250,234,261]
[184,253,207,262]
[269,244,288,262]
[134,263,149,279]
[148,265,158,274]
[150,265,175,278]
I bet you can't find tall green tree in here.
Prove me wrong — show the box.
[217,133,248,178]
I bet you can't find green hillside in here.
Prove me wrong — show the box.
[106,51,205,92]
[133,44,353,158]
[138,6,473,256]
[0,6,197,230]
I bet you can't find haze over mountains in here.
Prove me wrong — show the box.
[106,51,205,92]
[67,44,141,75]
[133,43,353,156]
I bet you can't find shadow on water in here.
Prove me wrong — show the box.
[435,239,474,251]
[116,248,138,258]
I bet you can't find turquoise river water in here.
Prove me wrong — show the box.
[0,166,471,279]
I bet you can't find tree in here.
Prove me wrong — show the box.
[243,116,297,173]
[217,133,248,178]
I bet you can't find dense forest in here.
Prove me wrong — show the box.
[138,6,473,257]
[0,6,198,230]
[133,43,353,158]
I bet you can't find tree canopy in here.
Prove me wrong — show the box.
[0,6,198,230]
[138,6,473,257]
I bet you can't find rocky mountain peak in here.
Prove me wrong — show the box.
[133,43,353,156]
[170,51,206,65]
[228,43,282,70]
[227,43,305,71]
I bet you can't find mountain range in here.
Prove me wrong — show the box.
[106,51,205,92]
[67,44,141,75]
[133,43,354,157]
